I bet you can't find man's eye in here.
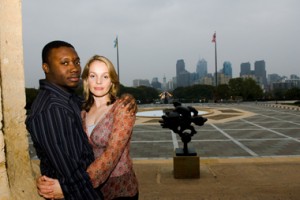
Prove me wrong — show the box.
[62,62,68,66]
[75,61,80,65]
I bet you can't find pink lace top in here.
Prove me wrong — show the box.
[82,101,138,199]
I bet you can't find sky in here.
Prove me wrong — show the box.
[22,0,300,88]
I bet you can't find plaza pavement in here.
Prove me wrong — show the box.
[29,102,300,199]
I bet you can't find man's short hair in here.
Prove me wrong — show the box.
[42,40,74,64]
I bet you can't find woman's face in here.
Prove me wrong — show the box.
[87,60,112,98]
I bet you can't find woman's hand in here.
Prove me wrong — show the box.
[37,175,64,199]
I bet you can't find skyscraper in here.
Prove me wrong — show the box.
[240,62,251,77]
[176,59,190,87]
[176,59,185,77]
[151,77,162,90]
[223,61,232,78]
[196,59,207,78]
[254,60,267,90]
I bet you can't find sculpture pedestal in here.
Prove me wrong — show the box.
[173,149,200,179]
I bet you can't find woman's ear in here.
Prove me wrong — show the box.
[42,63,49,73]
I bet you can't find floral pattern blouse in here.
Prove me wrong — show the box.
[82,101,138,199]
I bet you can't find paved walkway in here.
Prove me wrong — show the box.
[29,102,300,199]
[133,102,300,159]
[133,157,300,200]
[132,103,300,199]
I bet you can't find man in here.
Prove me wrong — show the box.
[26,41,134,199]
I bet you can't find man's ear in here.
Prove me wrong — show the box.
[42,63,50,73]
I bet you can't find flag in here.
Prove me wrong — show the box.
[114,36,118,48]
[212,32,216,43]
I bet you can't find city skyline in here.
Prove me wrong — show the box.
[134,58,299,88]
[22,0,300,88]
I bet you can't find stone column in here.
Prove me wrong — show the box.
[0,93,10,199]
[0,0,41,199]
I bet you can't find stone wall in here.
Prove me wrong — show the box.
[0,0,41,199]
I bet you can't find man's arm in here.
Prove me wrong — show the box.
[30,107,102,200]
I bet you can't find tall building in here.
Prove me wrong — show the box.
[196,59,207,78]
[162,75,167,91]
[268,73,281,90]
[290,74,300,79]
[177,71,190,87]
[133,79,151,87]
[176,59,185,77]
[151,77,161,90]
[176,59,190,87]
[240,62,251,77]
[223,61,232,78]
[254,60,267,90]
[217,72,230,85]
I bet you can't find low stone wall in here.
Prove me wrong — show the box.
[257,103,300,111]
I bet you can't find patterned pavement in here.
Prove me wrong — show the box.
[130,102,300,159]
[28,102,300,159]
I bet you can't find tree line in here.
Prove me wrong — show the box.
[25,78,300,107]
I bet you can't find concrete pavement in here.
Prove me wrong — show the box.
[29,102,300,199]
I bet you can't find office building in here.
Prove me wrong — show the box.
[196,59,207,78]
[176,59,190,87]
[223,61,232,78]
[133,79,151,87]
[254,60,267,90]
[240,62,251,77]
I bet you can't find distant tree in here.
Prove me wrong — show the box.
[242,78,263,100]
[172,87,186,101]
[229,78,263,101]
[272,88,286,100]
[173,84,214,102]
[137,86,159,103]
[228,78,243,98]
[285,87,300,100]
[215,84,230,100]
[119,85,159,104]
[25,88,39,110]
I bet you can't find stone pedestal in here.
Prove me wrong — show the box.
[173,153,200,179]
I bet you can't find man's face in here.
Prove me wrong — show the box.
[43,46,81,89]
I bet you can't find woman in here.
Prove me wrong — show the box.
[38,55,139,200]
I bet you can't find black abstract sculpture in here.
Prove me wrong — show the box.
[159,102,207,156]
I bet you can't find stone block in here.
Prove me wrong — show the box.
[173,155,200,179]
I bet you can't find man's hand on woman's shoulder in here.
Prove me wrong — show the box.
[118,93,137,114]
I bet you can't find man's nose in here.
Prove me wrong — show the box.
[70,62,80,72]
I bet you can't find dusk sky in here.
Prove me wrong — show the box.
[22,0,300,88]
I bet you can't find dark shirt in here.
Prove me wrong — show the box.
[26,80,102,200]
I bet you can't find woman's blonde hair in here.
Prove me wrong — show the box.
[81,55,120,111]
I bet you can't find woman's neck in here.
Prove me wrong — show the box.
[93,96,110,108]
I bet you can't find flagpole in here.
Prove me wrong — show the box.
[212,32,218,87]
[214,37,217,87]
